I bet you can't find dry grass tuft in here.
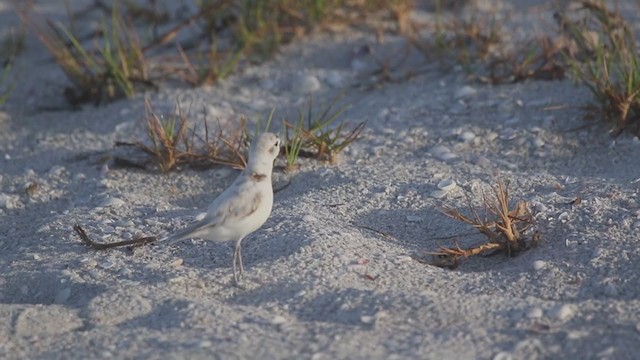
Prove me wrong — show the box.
[428,178,539,269]
[17,2,152,106]
[298,98,365,164]
[115,98,246,172]
[556,0,640,135]
[114,98,365,173]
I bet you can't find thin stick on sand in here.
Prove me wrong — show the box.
[73,225,157,250]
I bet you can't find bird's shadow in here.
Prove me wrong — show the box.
[228,281,390,328]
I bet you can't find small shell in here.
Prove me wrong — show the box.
[438,152,459,162]
[169,258,184,267]
[437,178,457,192]
[429,145,450,157]
[99,197,125,208]
[459,131,476,142]
[533,260,546,271]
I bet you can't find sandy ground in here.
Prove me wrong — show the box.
[2,1,640,359]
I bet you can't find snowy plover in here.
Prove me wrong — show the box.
[163,132,281,285]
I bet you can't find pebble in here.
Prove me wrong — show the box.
[459,131,476,142]
[169,258,184,267]
[532,138,545,148]
[99,197,126,208]
[406,215,422,222]
[199,340,213,348]
[195,279,206,289]
[0,193,20,209]
[500,129,518,140]
[116,220,135,228]
[99,261,115,269]
[558,212,570,223]
[302,215,317,223]
[551,304,575,321]
[144,219,164,227]
[169,276,185,284]
[360,315,375,324]
[439,152,459,161]
[493,352,513,360]
[470,155,491,167]
[48,165,66,178]
[82,259,98,268]
[271,315,287,325]
[532,260,546,271]
[485,131,499,141]
[54,288,71,304]
[311,353,327,360]
[87,269,101,279]
[454,86,477,99]
[429,145,450,157]
[194,212,207,221]
[526,307,543,319]
[292,74,321,93]
[532,201,548,213]
[429,145,460,162]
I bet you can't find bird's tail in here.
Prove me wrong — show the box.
[160,223,202,244]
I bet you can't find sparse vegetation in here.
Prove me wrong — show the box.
[556,0,640,135]
[282,116,305,172]
[17,0,412,105]
[428,178,539,269]
[115,98,246,172]
[116,98,364,172]
[403,5,565,84]
[17,2,152,106]
[298,98,365,163]
[0,28,25,105]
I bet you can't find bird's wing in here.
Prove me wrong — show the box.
[164,175,263,243]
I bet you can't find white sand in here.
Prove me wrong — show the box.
[1,1,640,359]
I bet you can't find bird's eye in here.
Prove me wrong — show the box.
[275,140,280,147]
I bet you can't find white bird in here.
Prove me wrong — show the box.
[163,132,281,285]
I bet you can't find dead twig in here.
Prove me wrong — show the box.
[73,224,156,250]
[428,177,538,268]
